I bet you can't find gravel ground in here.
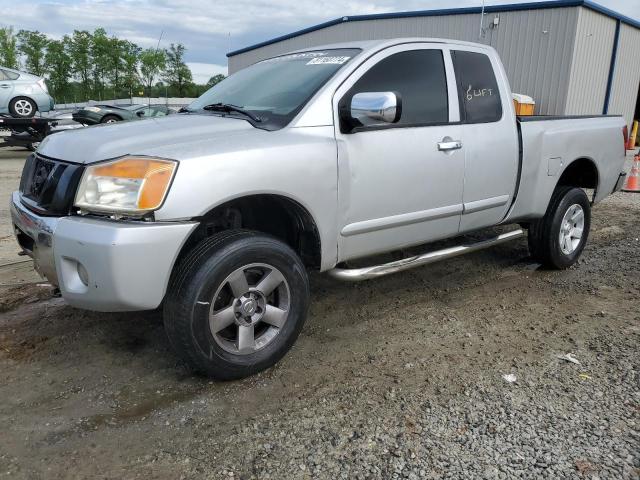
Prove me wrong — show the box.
[0,148,638,479]
[0,147,27,265]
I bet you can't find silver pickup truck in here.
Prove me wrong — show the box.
[11,38,627,379]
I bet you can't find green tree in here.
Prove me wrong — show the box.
[206,74,226,88]
[45,37,73,100]
[163,43,192,96]
[16,30,49,75]
[68,30,93,98]
[1,26,208,102]
[120,40,141,99]
[90,28,111,99]
[0,27,19,69]
[106,37,126,97]
[139,48,165,93]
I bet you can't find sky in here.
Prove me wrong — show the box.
[2,0,639,83]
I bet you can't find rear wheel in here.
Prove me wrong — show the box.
[528,186,591,269]
[163,230,310,380]
[9,97,37,118]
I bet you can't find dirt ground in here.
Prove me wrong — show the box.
[0,147,638,479]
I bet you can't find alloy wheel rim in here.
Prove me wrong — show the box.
[209,263,290,355]
[559,203,584,255]
[15,100,33,116]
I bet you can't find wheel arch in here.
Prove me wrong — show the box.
[556,157,599,200]
[101,113,123,122]
[175,193,323,270]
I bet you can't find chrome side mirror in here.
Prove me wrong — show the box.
[350,92,401,127]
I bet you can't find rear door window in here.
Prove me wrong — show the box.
[451,51,502,123]
[342,49,449,128]
[2,70,19,80]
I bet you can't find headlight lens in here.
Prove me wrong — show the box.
[74,157,177,215]
[84,106,101,112]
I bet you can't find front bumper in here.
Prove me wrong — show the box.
[10,192,197,312]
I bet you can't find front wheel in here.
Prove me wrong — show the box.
[528,186,591,269]
[163,230,310,380]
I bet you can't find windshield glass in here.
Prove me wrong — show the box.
[186,48,361,129]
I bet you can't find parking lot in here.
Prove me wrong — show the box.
[0,146,638,479]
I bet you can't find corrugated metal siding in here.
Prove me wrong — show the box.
[228,7,579,115]
[608,23,640,127]
[565,7,616,114]
[488,8,578,115]
[228,23,363,72]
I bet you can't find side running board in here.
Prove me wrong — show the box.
[328,229,525,282]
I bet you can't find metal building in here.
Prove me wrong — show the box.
[227,0,640,127]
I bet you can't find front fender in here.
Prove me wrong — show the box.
[154,126,340,271]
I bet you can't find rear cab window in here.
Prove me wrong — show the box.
[451,50,502,123]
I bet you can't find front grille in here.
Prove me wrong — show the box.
[19,154,84,216]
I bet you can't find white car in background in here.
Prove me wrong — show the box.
[0,66,55,118]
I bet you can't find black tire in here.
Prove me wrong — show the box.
[9,97,37,118]
[163,230,310,380]
[100,114,121,123]
[528,186,591,269]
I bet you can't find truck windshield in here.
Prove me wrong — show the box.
[186,48,361,130]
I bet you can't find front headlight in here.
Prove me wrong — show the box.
[74,157,177,216]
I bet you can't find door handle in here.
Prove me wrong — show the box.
[0,84,10,89]
[437,140,463,151]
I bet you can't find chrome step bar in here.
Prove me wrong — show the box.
[328,229,525,282]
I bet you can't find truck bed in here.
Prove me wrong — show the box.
[517,114,622,122]
[505,114,626,223]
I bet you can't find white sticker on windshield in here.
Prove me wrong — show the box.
[306,56,350,65]
[263,52,327,63]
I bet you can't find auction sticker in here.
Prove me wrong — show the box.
[306,56,351,65]
[262,52,326,63]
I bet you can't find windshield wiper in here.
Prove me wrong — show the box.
[202,103,262,122]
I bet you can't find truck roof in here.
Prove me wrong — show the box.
[281,37,494,58]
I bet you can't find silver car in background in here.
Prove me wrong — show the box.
[0,66,54,118]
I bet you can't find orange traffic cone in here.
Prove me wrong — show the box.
[622,155,640,192]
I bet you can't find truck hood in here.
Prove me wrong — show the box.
[37,114,260,164]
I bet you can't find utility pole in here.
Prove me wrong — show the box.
[152,30,164,106]
[479,0,485,39]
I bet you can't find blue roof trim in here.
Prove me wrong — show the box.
[227,0,640,57]
[582,0,640,29]
[603,18,621,114]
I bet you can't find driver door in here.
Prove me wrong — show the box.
[334,45,465,261]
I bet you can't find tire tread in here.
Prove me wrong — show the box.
[527,186,589,269]
[163,229,309,379]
